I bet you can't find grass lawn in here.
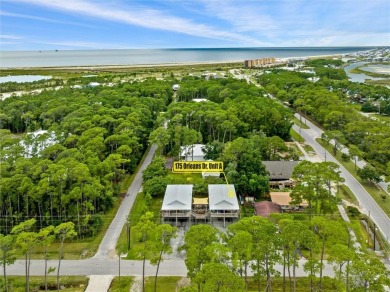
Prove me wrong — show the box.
[293,117,310,129]
[371,114,390,123]
[366,79,390,86]
[31,198,122,260]
[109,276,133,292]
[144,276,183,292]
[143,276,342,292]
[316,138,390,217]
[286,142,304,157]
[0,276,88,292]
[245,276,341,291]
[116,189,165,257]
[289,128,304,143]
[302,143,315,154]
[337,184,359,205]
[349,219,370,250]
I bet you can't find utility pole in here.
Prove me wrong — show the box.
[126,215,130,251]
[119,254,121,291]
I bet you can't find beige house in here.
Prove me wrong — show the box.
[270,192,308,211]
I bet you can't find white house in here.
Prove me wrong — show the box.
[180,144,206,161]
[208,184,240,227]
[161,185,193,226]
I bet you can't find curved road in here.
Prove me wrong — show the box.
[293,114,390,243]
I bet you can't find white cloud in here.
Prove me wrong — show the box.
[0,11,97,28]
[199,0,277,32]
[10,0,268,46]
[0,34,23,40]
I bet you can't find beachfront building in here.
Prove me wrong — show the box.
[244,57,276,68]
[263,161,299,189]
[208,184,240,227]
[161,185,193,226]
[270,191,308,211]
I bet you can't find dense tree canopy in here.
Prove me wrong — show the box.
[0,79,172,236]
[258,65,390,174]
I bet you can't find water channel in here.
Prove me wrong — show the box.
[344,62,387,83]
[0,75,52,83]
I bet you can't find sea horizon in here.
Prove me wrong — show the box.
[1,45,384,53]
[0,46,384,68]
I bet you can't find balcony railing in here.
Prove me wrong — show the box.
[161,210,191,218]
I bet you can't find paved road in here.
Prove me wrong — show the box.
[94,144,158,258]
[293,115,390,243]
[9,258,339,278]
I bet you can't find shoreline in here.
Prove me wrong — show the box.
[0,60,242,71]
[0,54,345,71]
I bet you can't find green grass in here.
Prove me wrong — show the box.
[144,276,183,292]
[366,79,390,86]
[116,189,164,257]
[302,143,315,154]
[0,276,88,292]
[293,117,310,129]
[31,198,122,259]
[109,276,133,292]
[286,142,304,157]
[289,128,304,143]
[316,138,390,217]
[371,114,390,123]
[337,184,359,205]
[168,276,342,291]
[349,219,370,250]
[245,276,342,291]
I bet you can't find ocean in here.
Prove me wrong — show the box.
[0,47,377,68]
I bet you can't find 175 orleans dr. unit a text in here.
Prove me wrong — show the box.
[172,161,224,173]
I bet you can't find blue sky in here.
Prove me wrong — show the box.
[1,0,389,50]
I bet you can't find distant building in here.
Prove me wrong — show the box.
[172,84,180,91]
[192,98,208,102]
[308,77,320,82]
[180,144,206,161]
[245,57,276,68]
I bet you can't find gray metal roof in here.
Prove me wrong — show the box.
[263,161,299,180]
[208,184,239,210]
[161,185,193,211]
